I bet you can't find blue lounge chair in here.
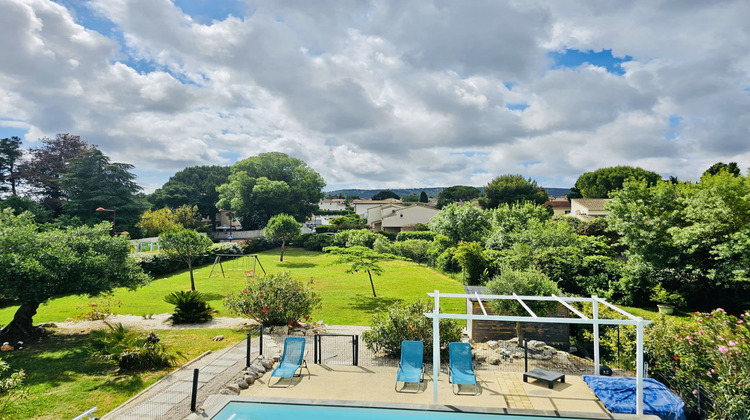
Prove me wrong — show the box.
[269,336,309,387]
[395,340,425,393]
[449,342,478,395]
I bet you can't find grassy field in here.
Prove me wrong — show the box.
[0,248,466,327]
[0,328,248,419]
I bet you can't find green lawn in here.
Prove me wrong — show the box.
[0,248,466,327]
[1,328,248,419]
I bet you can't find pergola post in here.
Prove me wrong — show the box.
[593,295,600,376]
[432,290,440,404]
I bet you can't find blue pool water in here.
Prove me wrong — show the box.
[212,401,592,420]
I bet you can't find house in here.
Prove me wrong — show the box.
[352,198,402,218]
[544,200,571,216]
[464,286,570,348]
[318,198,347,212]
[569,198,610,220]
[368,203,439,233]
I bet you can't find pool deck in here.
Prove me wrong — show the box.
[207,364,657,419]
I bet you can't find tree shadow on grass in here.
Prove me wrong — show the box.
[277,262,317,269]
[199,292,226,301]
[348,294,402,312]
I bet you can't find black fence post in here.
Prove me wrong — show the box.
[190,369,199,412]
[314,334,319,364]
[246,332,252,367]
[259,326,263,356]
[354,335,359,366]
[524,339,528,372]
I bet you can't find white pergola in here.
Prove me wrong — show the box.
[425,290,652,415]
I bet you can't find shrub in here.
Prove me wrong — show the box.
[373,236,392,254]
[646,310,750,419]
[163,291,215,324]
[302,233,333,251]
[332,229,378,248]
[224,272,322,326]
[396,231,437,242]
[454,241,487,285]
[0,357,25,415]
[361,299,462,360]
[390,239,431,264]
[376,231,398,241]
[87,322,181,371]
[313,225,333,234]
[435,247,460,273]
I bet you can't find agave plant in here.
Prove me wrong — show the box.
[164,290,215,324]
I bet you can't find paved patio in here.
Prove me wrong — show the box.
[239,364,618,416]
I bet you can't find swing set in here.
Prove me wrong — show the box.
[208,254,266,278]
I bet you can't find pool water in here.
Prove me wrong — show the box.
[212,401,592,420]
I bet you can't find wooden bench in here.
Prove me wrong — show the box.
[523,368,565,389]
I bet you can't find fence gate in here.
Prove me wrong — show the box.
[314,334,359,366]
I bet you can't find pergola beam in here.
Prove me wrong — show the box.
[513,293,537,318]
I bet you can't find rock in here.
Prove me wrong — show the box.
[1,344,13,352]
[65,318,74,322]
[271,326,288,335]
[244,375,255,385]
[487,353,505,365]
[36,322,58,328]
[304,329,315,337]
[212,335,225,342]
[528,340,546,349]
[259,357,274,370]
[290,331,304,337]
[220,388,237,395]
[225,384,241,394]
[238,381,249,389]
[486,340,500,350]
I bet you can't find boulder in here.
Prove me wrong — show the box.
[244,375,255,385]
[225,384,241,394]
[259,357,274,370]
[1,344,13,352]
[238,381,249,389]
[304,329,315,337]
[212,335,225,342]
[290,331,304,337]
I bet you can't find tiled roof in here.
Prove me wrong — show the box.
[544,200,571,208]
[572,198,610,211]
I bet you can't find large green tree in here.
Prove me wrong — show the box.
[264,213,301,262]
[0,136,23,196]
[436,185,481,208]
[371,190,400,200]
[478,175,548,209]
[0,210,150,342]
[216,152,325,229]
[159,229,213,291]
[607,173,750,310]
[569,166,661,199]
[702,161,741,178]
[18,133,92,215]
[148,165,231,220]
[430,202,490,244]
[61,149,147,233]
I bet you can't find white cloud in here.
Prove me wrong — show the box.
[1,0,749,193]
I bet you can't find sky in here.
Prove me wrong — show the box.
[1,0,749,193]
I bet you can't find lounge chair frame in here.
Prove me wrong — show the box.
[395,340,425,393]
[268,337,310,388]
[448,342,478,395]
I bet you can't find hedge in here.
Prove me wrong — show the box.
[396,231,437,242]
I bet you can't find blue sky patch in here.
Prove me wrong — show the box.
[666,114,682,140]
[0,124,28,140]
[549,49,632,75]
[174,0,248,24]
[506,103,529,111]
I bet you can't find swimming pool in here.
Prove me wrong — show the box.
[210,400,610,420]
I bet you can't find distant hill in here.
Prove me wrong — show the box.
[325,187,572,199]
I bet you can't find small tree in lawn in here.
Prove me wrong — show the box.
[325,245,400,297]
[159,229,213,291]
[264,213,301,262]
[485,268,561,344]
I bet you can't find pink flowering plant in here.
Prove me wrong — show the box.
[223,272,321,326]
[645,309,750,418]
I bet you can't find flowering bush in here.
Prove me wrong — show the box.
[646,309,750,419]
[223,272,321,326]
